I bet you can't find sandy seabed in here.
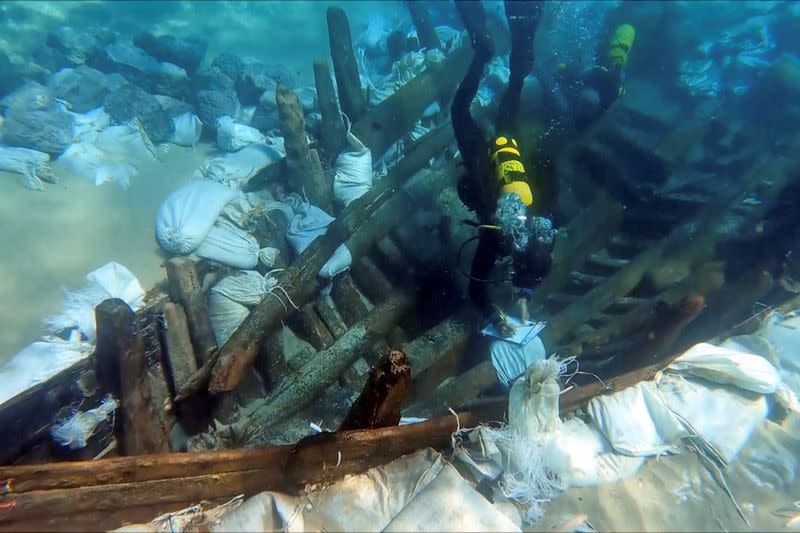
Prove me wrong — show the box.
[0,142,216,364]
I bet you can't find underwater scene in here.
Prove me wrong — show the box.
[0,0,799,531]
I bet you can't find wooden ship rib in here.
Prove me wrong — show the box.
[2,5,799,531]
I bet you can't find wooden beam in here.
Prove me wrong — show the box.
[161,302,198,393]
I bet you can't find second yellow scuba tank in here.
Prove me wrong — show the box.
[607,24,636,70]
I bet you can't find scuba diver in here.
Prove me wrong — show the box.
[451,0,556,337]
[559,23,637,131]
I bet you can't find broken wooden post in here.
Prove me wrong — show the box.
[95,299,170,455]
[276,84,334,212]
[165,258,217,363]
[339,348,411,431]
[161,303,198,393]
[313,59,348,160]
[233,291,414,431]
[406,0,441,52]
[205,125,454,395]
[330,272,369,326]
[327,6,365,122]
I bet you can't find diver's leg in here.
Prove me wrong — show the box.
[468,230,503,320]
[451,1,493,220]
[496,0,544,134]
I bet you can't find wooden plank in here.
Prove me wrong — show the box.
[165,258,217,363]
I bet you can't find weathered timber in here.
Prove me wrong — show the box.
[406,0,441,51]
[330,272,369,326]
[95,299,170,455]
[165,258,217,363]
[313,59,348,159]
[351,42,469,159]
[206,124,454,394]
[327,7,365,122]
[286,304,335,351]
[161,303,197,392]
[233,292,414,432]
[276,84,333,212]
[350,255,395,305]
[255,331,290,391]
[339,348,411,431]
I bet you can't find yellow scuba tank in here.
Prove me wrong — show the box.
[489,135,533,206]
[607,24,635,70]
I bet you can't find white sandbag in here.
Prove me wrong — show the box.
[195,218,262,269]
[0,333,93,406]
[491,337,546,389]
[50,394,118,449]
[285,200,352,278]
[319,244,352,279]
[587,381,687,457]
[155,179,241,255]
[286,202,335,254]
[57,142,137,189]
[333,119,373,207]
[301,448,446,532]
[43,261,146,341]
[208,270,278,344]
[656,373,768,462]
[668,342,780,394]
[87,261,146,311]
[197,143,282,189]
[216,115,266,152]
[384,463,521,532]
[208,291,249,346]
[0,145,52,191]
[69,107,111,143]
[171,111,203,147]
[94,123,154,162]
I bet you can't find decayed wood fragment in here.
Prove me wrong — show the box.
[165,258,217,363]
[339,348,411,431]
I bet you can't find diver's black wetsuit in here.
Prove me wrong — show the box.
[451,0,548,320]
[574,64,624,130]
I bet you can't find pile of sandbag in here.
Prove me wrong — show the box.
[207,269,281,345]
[455,314,800,525]
[155,178,279,271]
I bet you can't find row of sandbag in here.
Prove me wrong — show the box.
[0,261,146,407]
[0,101,203,191]
[455,315,800,523]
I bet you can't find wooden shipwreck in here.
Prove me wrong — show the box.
[2,5,799,531]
